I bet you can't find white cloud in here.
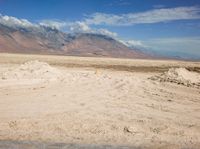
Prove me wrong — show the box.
[85,6,200,26]
[0,15,71,30]
[70,21,91,32]
[69,21,118,38]
[39,20,69,29]
[97,28,118,38]
[0,14,36,28]
[119,39,146,48]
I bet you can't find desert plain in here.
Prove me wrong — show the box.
[0,53,200,149]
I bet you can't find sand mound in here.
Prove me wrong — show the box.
[1,60,61,81]
[150,68,200,88]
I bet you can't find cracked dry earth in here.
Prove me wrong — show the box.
[0,65,200,149]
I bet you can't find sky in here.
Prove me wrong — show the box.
[0,0,200,59]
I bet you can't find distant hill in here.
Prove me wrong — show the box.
[0,23,148,58]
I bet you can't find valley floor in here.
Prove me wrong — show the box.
[0,53,200,149]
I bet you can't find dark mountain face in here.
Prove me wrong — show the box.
[0,23,148,58]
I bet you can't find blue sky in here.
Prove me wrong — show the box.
[0,0,200,59]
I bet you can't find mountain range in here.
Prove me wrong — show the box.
[0,22,148,59]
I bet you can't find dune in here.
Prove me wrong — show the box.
[150,68,200,88]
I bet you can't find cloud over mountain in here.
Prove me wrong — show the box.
[69,21,118,38]
[119,40,146,48]
[0,17,147,58]
[39,20,69,30]
[0,14,36,28]
[70,21,91,32]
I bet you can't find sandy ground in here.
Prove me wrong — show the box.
[0,53,200,149]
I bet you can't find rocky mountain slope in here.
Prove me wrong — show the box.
[0,23,147,58]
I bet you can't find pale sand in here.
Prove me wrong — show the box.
[0,53,200,149]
